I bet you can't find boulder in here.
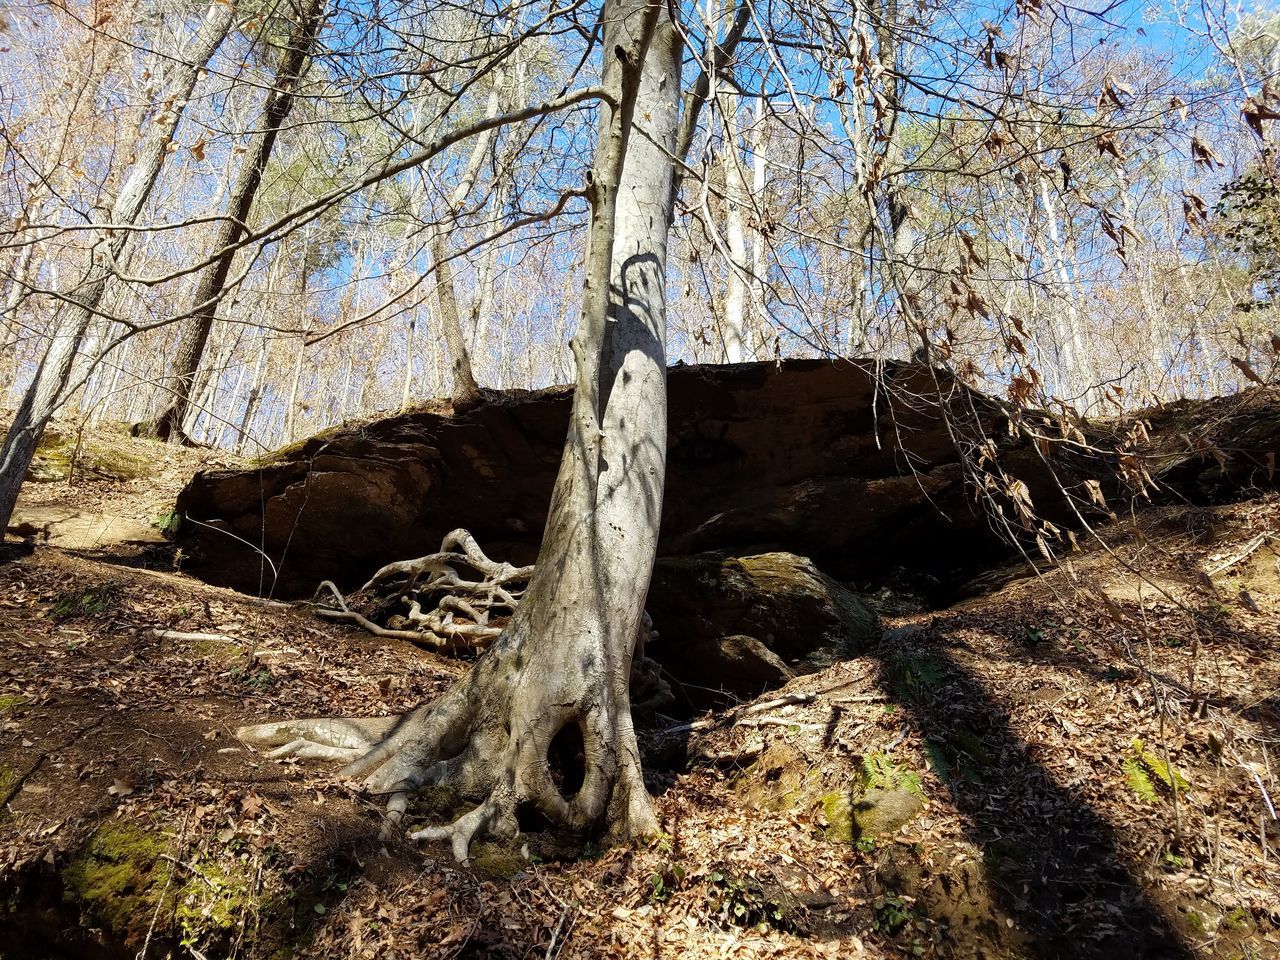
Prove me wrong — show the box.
[176,360,1020,597]
[647,551,878,709]
[173,360,1280,599]
[822,787,923,841]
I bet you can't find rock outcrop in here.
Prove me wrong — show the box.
[176,361,1021,597]
[648,551,879,708]
[175,360,1279,604]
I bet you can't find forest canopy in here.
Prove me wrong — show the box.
[0,0,1276,454]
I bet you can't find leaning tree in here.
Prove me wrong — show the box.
[239,0,682,855]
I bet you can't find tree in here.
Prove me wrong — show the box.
[0,0,237,531]
[239,0,681,853]
[149,0,328,442]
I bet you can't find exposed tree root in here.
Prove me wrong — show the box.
[242,531,672,860]
[314,529,531,652]
[239,612,663,860]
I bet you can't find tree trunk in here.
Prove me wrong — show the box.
[152,0,327,442]
[214,348,250,448]
[235,338,268,455]
[874,0,924,353]
[750,92,769,340]
[429,232,483,408]
[239,0,680,857]
[284,334,307,444]
[399,315,416,411]
[0,0,236,532]
[720,82,751,361]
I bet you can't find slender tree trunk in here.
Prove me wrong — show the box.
[875,0,923,353]
[240,0,681,855]
[235,338,268,455]
[215,349,250,448]
[0,232,40,397]
[153,0,327,442]
[721,93,750,362]
[468,171,511,375]
[425,67,508,407]
[1035,161,1098,408]
[750,93,769,343]
[90,338,130,427]
[284,334,307,444]
[0,189,45,360]
[429,233,482,407]
[719,60,762,362]
[0,0,237,532]
[399,316,416,411]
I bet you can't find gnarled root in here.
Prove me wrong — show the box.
[237,616,660,861]
[237,716,399,762]
[314,529,532,652]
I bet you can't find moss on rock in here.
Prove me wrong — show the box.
[822,787,923,842]
[62,820,174,941]
[734,741,823,813]
[32,426,152,483]
[62,819,258,949]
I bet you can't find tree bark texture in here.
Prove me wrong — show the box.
[239,0,682,857]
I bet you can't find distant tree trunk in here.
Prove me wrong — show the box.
[467,171,511,375]
[399,315,416,411]
[721,99,747,360]
[90,338,130,427]
[424,66,509,408]
[750,92,769,345]
[721,86,751,361]
[337,349,354,422]
[429,235,482,407]
[0,0,237,533]
[152,0,327,442]
[284,333,307,444]
[1034,146,1099,408]
[874,0,923,353]
[0,190,45,366]
[214,349,250,448]
[235,339,268,455]
[240,0,681,856]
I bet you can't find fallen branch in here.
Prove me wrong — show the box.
[664,692,818,735]
[1206,533,1272,576]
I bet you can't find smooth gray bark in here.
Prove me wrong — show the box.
[240,0,683,856]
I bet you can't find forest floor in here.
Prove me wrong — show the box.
[0,422,1278,960]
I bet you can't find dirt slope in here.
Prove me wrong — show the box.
[0,438,1276,958]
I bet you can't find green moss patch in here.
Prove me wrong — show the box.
[175,859,258,946]
[733,741,822,813]
[0,694,28,714]
[63,819,258,949]
[469,841,527,879]
[191,637,247,662]
[0,764,19,807]
[49,583,123,622]
[31,427,152,483]
[63,820,174,941]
